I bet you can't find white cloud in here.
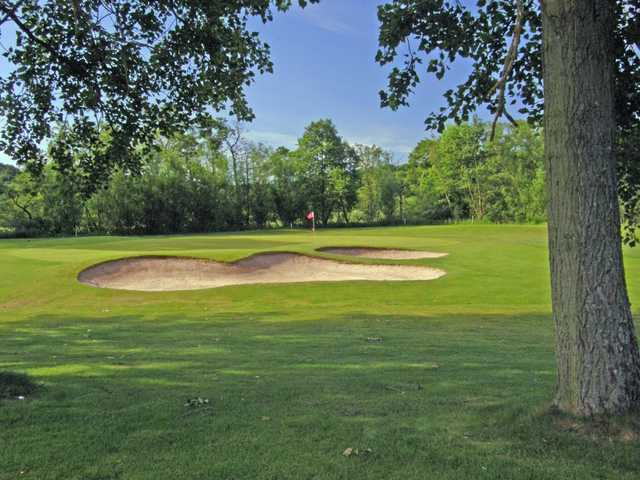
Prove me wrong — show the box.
[344,129,416,160]
[348,136,414,155]
[298,5,356,35]
[0,129,413,166]
[246,127,414,162]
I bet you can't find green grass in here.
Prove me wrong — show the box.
[0,371,38,399]
[1,224,640,479]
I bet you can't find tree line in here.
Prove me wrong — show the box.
[0,119,545,237]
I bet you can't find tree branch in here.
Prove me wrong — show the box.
[0,0,85,74]
[489,0,525,140]
[10,194,33,220]
[503,108,519,127]
[0,0,24,26]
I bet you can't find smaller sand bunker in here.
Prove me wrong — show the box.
[318,247,447,260]
[78,253,446,291]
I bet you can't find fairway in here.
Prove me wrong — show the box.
[2,225,640,479]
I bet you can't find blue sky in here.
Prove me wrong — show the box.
[243,0,474,161]
[0,0,482,165]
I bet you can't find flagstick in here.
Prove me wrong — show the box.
[312,215,315,233]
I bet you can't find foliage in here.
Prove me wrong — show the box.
[403,121,545,224]
[432,121,489,220]
[245,142,276,228]
[486,123,546,223]
[0,119,548,236]
[294,119,358,225]
[0,163,18,190]
[356,145,383,223]
[0,163,19,227]
[1,169,47,234]
[269,147,307,227]
[88,130,234,234]
[618,125,640,245]
[0,0,317,182]
[376,0,640,240]
[376,1,638,131]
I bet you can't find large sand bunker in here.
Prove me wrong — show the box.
[318,247,448,260]
[78,253,446,291]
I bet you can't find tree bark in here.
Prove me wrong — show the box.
[542,0,640,415]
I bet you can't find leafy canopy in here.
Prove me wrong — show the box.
[376,0,640,239]
[294,119,358,225]
[376,1,639,132]
[0,0,317,181]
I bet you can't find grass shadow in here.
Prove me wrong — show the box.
[2,311,639,479]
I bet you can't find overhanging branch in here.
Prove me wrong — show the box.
[488,0,525,140]
[0,0,86,74]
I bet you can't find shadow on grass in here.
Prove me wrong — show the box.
[1,312,639,480]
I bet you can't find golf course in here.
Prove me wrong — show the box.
[2,224,640,479]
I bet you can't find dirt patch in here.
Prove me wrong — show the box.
[318,247,447,260]
[78,253,446,292]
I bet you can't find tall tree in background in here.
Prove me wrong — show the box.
[487,123,545,223]
[0,118,549,234]
[432,122,489,221]
[269,147,306,227]
[244,142,275,228]
[221,121,250,225]
[355,144,392,222]
[377,1,640,415]
[0,0,316,184]
[296,119,355,225]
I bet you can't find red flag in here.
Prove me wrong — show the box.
[306,211,315,220]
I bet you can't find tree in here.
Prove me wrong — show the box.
[377,1,640,415]
[433,122,491,221]
[39,166,84,235]
[1,170,43,233]
[542,2,640,415]
[84,169,146,234]
[0,0,317,182]
[405,139,451,222]
[407,139,435,173]
[244,142,275,228]
[354,144,391,223]
[221,120,250,225]
[486,123,545,223]
[295,119,355,225]
[268,147,306,227]
[378,165,401,223]
[0,163,19,227]
[0,163,18,191]
[405,122,545,224]
[619,125,640,244]
[83,126,237,235]
[329,144,359,224]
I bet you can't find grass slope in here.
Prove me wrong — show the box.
[1,225,639,479]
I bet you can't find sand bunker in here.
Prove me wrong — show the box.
[318,247,448,260]
[78,253,446,291]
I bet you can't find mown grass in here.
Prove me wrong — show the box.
[0,371,37,399]
[1,225,640,479]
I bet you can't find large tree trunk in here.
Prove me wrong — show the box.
[542,0,640,415]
